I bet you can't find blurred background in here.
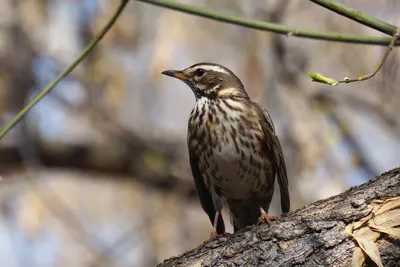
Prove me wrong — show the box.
[0,0,400,266]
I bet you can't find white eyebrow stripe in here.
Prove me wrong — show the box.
[193,65,229,74]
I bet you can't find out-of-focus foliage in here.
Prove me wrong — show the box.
[0,0,400,266]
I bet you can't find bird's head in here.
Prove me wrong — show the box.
[162,63,249,99]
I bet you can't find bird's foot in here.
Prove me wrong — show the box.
[209,228,218,239]
[209,228,231,240]
[258,207,280,224]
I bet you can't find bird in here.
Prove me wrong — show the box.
[162,63,290,237]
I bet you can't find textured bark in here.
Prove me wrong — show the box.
[158,168,400,267]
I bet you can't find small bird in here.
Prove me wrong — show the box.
[162,63,290,236]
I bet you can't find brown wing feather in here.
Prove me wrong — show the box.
[253,103,290,213]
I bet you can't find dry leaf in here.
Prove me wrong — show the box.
[347,196,400,267]
[352,211,373,230]
[353,237,383,267]
[351,247,366,267]
[374,197,400,216]
[374,209,400,228]
[369,223,400,238]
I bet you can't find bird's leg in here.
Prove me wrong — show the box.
[210,211,220,239]
[209,189,222,239]
[209,212,231,239]
[209,189,232,239]
[258,207,280,224]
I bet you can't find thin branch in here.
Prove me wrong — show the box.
[310,0,399,36]
[135,0,400,46]
[309,30,400,86]
[0,0,130,140]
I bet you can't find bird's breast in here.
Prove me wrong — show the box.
[188,98,273,198]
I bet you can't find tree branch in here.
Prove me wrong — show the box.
[135,0,400,46]
[310,0,399,36]
[0,0,129,140]
[158,168,400,267]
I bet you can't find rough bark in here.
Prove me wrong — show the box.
[158,168,400,267]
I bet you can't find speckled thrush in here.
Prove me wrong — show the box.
[162,63,290,237]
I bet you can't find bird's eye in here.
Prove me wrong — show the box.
[195,69,205,77]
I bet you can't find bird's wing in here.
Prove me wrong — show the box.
[189,152,225,234]
[253,103,290,213]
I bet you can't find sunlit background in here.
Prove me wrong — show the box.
[0,0,400,266]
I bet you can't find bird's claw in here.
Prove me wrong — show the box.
[209,229,231,240]
[209,228,218,239]
[258,208,280,224]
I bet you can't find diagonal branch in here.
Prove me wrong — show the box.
[0,0,130,140]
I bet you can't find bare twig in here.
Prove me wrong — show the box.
[309,30,400,86]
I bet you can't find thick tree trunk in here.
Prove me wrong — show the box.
[158,168,400,267]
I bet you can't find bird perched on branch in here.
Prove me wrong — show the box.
[162,63,290,237]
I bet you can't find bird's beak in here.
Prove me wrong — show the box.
[161,70,187,80]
